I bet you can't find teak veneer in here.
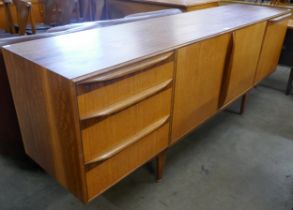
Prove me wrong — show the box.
[2,4,290,203]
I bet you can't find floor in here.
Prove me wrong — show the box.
[1,67,293,210]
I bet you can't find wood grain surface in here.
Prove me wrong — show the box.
[172,33,230,143]
[2,51,87,202]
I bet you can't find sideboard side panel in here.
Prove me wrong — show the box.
[2,50,87,202]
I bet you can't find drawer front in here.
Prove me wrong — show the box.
[81,88,172,163]
[86,123,169,200]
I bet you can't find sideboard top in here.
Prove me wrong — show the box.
[3,4,290,82]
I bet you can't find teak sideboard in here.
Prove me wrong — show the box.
[2,4,290,203]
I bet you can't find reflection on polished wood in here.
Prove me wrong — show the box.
[2,4,290,203]
[0,0,105,29]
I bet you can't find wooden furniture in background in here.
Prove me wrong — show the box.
[79,0,106,21]
[2,0,16,33]
[13,0,35,34]
[40,0,80,25]
[79,0,93,20]
[1,0,215,29]
[108,0,219,18]
[0,0,43,29]
[2,4,289,203]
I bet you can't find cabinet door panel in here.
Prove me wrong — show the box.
[221,22,267,107]
[171,34,230,143]
[255,17,289,84]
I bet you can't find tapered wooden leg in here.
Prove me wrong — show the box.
[155,150,166,182]
[286,67,293,95]
[225,93,249,115]
[239,93,248,115]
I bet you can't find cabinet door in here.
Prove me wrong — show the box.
[254,16,290,84]
[171,34,230,143]
[220,22,267,107]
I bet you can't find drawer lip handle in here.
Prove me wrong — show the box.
[84,115,170,168]
[78,52,174,85]
[80,79,172,122]
[269,13,291,23]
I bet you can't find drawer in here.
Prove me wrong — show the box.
[77,52,174,120]
[81,88,172,163]
[86,123,169,200]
